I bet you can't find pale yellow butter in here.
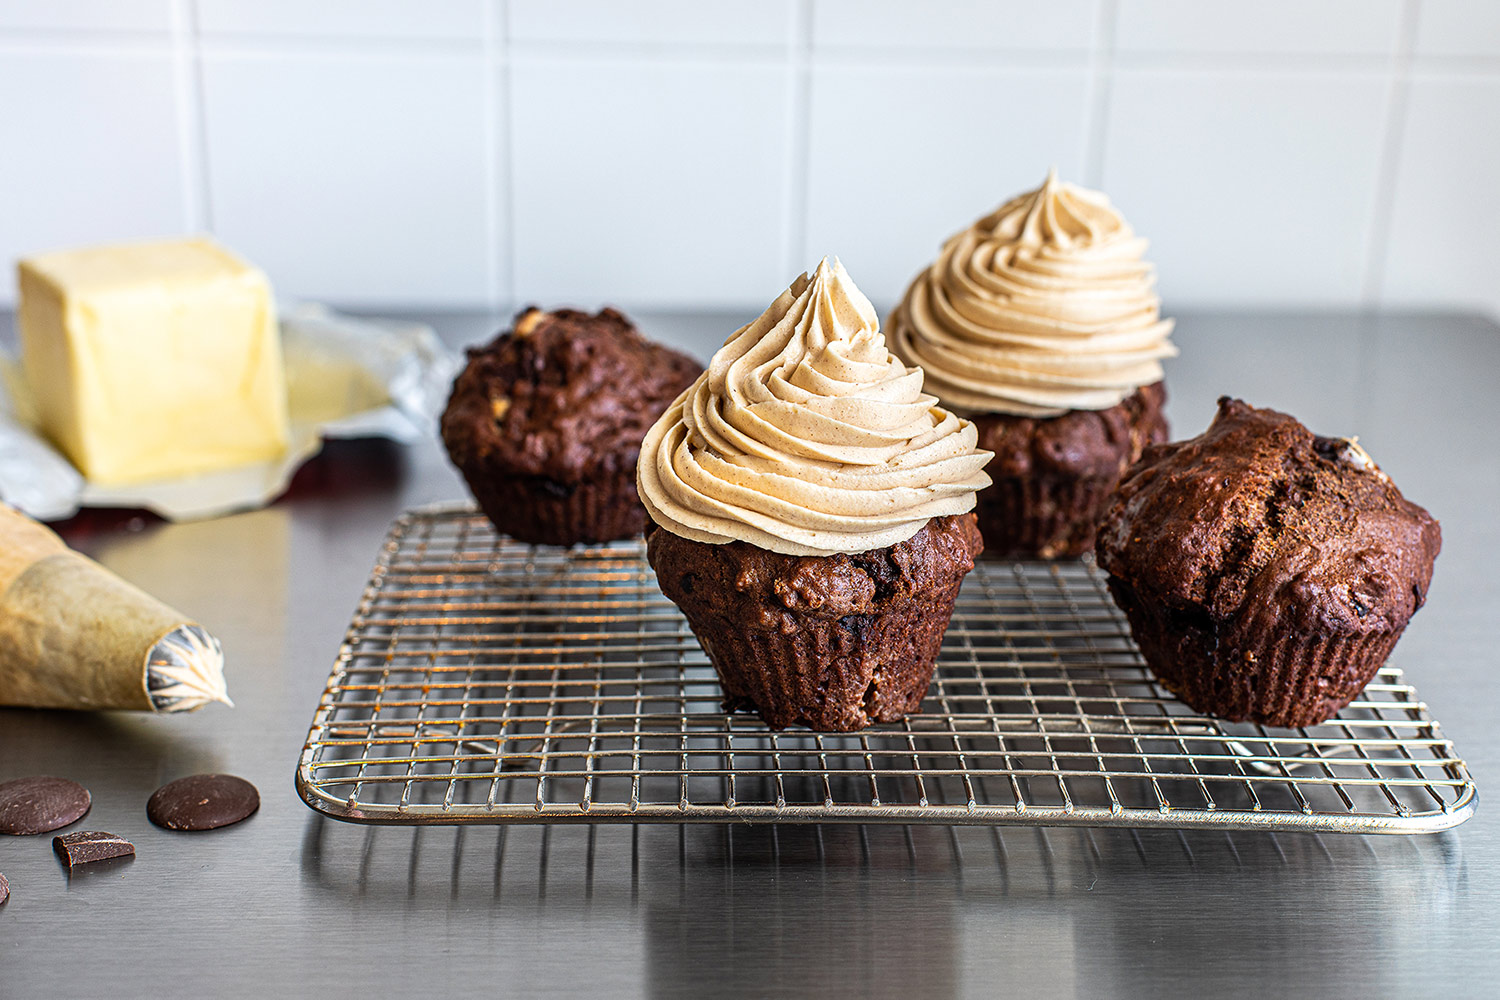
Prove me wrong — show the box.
[17,237,289,485]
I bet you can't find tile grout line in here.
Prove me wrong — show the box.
[1083,0,1118,188]
[481,0,504,314]
[1110,50,1406,74]
[1406,54,1500,76]
[498,0,518,315]
[782,0,814,275]
[1361,0,1421,306]
[169,0,212,232]
[4,31,1500,73]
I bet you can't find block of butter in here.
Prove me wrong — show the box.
[17,237,289,485]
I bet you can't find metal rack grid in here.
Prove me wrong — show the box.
[296,505,1476,834]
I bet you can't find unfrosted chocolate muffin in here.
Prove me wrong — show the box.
[648,514,983,731]
[441,307,700,546]
[1095,397,1440,728]
[973,382,1167,558]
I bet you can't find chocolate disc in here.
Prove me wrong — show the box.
[53,831,134,868]
[0,776,91,835]
[147,774,259,831]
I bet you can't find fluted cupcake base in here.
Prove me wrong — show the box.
[463,470,646,547]
[646,514,983,732]
[975,475,1119,559]
[1106,575,1406,728]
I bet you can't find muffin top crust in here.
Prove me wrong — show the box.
[974,382,1167,480]
[441,306,701,484]
[1095,397,1440,634]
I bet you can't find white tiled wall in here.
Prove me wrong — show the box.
[804,64,1094,297]
[510,55,793,306]
[1,0,1497,317]
[1102,69,1391,305]
[1113,0,1404,56]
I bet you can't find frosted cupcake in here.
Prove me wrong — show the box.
[888,169,1177,558]
[638,258,992,732]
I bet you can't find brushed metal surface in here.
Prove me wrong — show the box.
[0,311,1495,999]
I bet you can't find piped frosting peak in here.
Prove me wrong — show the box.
[888,169,1177,417]
[638,257,991,556]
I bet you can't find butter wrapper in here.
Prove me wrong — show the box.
[0,305,460,522]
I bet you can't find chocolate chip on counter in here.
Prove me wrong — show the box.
[0,777,91,835]
[0,872,9,904]
[53,831,134,868]
[146,774,259,831]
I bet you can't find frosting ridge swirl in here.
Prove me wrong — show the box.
[888,169,1177,417]
[638,257,992,556]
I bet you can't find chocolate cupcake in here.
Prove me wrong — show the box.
[441,307,700,546]
[638,258,992,732]
[1095,398,1441,728]
[888,169,1177,558]
[973,383,1167,558]
[648,516,981,731]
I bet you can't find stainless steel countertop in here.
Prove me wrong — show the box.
[0,311,1494,999]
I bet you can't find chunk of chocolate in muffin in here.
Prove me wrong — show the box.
[441,307,701,546]
[648,514,983,732]
[973,382,1168,559]
[1095,397,1440,728]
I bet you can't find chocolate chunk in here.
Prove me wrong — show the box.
[147,774,259,831]
[0,872,9,904]
[0,776,91,835]
[53,831,134,867]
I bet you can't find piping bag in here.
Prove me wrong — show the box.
[0,504,230,712]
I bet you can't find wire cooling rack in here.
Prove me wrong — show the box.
[296,504,1476,834]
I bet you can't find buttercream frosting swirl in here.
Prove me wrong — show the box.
[888,169,1177,417]
[638,257,992,556]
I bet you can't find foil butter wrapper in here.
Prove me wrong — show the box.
[0,304,460,522]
